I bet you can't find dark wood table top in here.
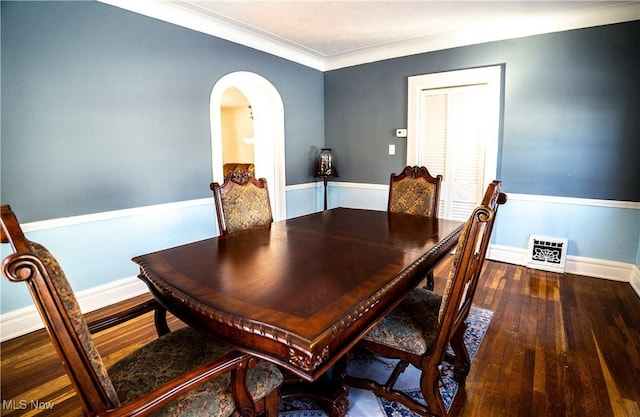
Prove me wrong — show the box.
[133,207,463,381]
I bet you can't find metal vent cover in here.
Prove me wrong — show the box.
[527,236,568,273]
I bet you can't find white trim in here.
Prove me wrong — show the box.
[98,0,639,71]
[407,66,502,207]
[488,244,638,286]
[16,191,638,233]
[567,256,636,283]
[507,193,640,210]
[324,4,640,70]
[487,244,526,266]
[21,199,212,232]
[330,181,388,191]
[210,72,287,221]
[286,182,319,192]
[0,276,148,342]
[631,266,640,299]
[97,0,325,71]
[21,199,213,233]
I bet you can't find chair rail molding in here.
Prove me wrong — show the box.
[506,193,640,210]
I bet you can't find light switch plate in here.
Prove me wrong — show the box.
[389,144,396,155]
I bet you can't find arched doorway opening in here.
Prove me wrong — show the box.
[220,87,254,172]
[210,72,286,221]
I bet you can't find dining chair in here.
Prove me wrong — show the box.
[388,165,443,217]
[388,165,443,290]
[0,205,283,417]
[446,180,506,381]
[210,170,273,236]
[346,181,506,417]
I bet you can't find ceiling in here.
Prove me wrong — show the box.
[100,1,639,71]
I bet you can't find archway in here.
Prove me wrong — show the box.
[210,72,286,221]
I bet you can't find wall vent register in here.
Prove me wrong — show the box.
[526,235,568,273]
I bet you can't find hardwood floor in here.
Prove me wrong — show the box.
[1,259,639,416]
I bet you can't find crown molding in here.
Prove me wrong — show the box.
[98,1,639,72]
[98,0,326,70]
[323,2,640,70]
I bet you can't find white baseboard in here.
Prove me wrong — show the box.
[631,265,640,298]
[487,244,526,266]
[0,276,149,342]
[488,244,639,297]
[566,255,633,283]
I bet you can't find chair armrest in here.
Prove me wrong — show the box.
[87,296,164,334]
[99,351,255,417]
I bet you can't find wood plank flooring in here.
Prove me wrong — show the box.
[1,259,639,416]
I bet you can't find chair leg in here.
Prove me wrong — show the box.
[386,359,410,388]
[262,388,281,417]
[420,363,448,417]
[346,358,430,416]
[424,271,434,291]
[231,365,258,416]
[449,322,471,382]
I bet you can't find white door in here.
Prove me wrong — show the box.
[407,66,501,221]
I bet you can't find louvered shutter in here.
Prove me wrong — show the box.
[418,85,487,221]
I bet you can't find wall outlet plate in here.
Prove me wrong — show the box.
[395,128,407,138]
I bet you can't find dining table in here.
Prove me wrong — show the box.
[132,207,464,416]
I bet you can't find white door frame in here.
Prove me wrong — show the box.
[407,65,502,193]
[210,71,286,221]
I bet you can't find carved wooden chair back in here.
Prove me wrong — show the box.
[223,163,255,178]
[388,165,443,217]
[211,170,273,236]
[1,205,119,413]
[388,165,444,290]
[347,181,506,417]
[0,204,282,416]
[455,180,507,325]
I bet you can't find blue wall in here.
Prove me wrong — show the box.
[1,1,325,222]
[1,2,638,317]
[324,21,640,202]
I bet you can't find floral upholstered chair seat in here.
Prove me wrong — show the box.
[363,287,442,356]
[110,327,283,417]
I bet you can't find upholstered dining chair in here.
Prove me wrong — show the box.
[388,165,443,217]
[388,165,443,290]
[0,205,283,417]
[346,181,506,417]
[210,170,273,236]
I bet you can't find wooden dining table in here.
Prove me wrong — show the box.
[133,207,463,416]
